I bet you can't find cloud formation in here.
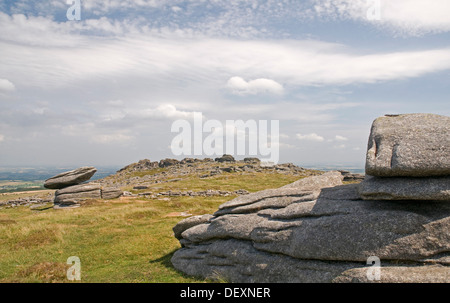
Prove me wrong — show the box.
[2,12,450,92]
[312,0,450,36]
[296,133,325,142]
[140,104,200,120]
[334,135,348,141]
[226,77,283,95]
[0,78,15,93]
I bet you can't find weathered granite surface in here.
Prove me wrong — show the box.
[44,167,97,189]
[365,113,450,177]
[54,183,101,204]
[171,172,450,283]
[359,175,450,201]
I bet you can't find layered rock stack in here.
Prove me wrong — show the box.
[359,113,450,200]
[171,113,449,283]
[44,167,122,209]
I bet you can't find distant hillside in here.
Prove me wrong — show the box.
[0,166,121,182]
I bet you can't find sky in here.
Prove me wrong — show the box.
[0,0,449,168]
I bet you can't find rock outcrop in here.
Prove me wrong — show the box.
[54,183,102,204]
[117,159,159,173]
[171,113,450,283]
[215,154,235,163]
[359,175,450,201]
[360,113,450,201]
[171,172,450,283]
[100,187,123,200]
[45,167,123,208]
[365,113,450,177]
[159,158,180,168]
[44,167,97,189]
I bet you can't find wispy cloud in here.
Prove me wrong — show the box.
[226,77,283,95]
[312,0,450,36]
[2,12,450,92]
[334,135,348,141]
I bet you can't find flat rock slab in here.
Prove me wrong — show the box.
[365,114,450,177]
[54,183,101,203]
[101,187,123,200]
[44,167,97,189]
[359,175,450,201]
[171,173,450,283]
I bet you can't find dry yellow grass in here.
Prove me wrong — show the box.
[0,169,317,283]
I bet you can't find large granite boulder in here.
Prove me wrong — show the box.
[365,114,450,177]
[171,172,450,283]
[44,167,97,189]
[360,113,450,201]
[54,183,101,204]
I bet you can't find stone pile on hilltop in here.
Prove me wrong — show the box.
[99,155,330,190]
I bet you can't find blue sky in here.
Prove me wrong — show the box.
[0,0,449,168]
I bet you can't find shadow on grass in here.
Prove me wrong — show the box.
[32,205,53,211]
[149,248,201,281]
[149,249,177,268]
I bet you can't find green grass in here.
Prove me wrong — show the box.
[0,171,305,283]
[129,172,304,194]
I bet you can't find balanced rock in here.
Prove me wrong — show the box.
[171,172,450,283]
[44,167,97,189]
[365,113,450,177]
[54,183,101,204]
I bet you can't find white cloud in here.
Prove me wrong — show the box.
[141,104,200,120]
[0,79,15,93]
[296,133,325,142]
[334,135,348,141]
[313,0,450,36]
[226,77,284,95]
[0,134,4,142]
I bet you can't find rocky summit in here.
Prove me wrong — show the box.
[171,113,450,283]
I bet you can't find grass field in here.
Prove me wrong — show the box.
[0,172,304,283]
